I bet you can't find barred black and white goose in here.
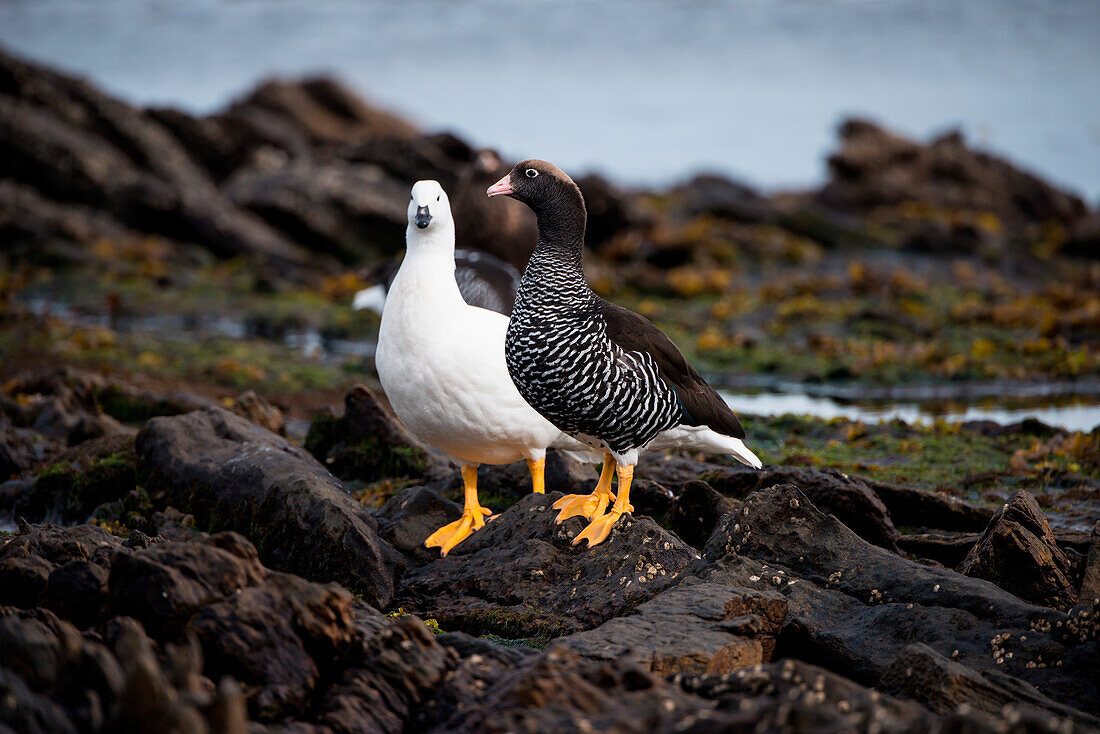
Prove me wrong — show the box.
[487,160,762,548]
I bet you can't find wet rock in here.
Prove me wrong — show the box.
[229,390,285,436]
[403,492,697,630]
[137,406,404,607]
[702,466,902,552]
[305,385,434,485]
[705,484,1056,625]
[668,479,740,550]
[426,647,703,734]
[1081,520,1100,604]
[959,490,1079,611]
[374,486,461,565]
[553,577,786,675]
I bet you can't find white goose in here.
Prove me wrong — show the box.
[376,180,605,555]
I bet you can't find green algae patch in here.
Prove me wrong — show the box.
[28,437,137,523]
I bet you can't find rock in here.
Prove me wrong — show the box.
[1,368,130,447]
[702,466,902,552]
[959,490,1079,611]
[896,530,980,567]
[316,615,454,734]
[229,390,285,436]
[668,479,740,550]
[45,560,109,629]
[223,77,419,149]
[627,479,676,523]
[705,484,1056,625]
[0,666,79,734]
[552,577,786,675]
[0,413,62,480]
[423,449,596,510]
[881,642,1098,724]
[223,159,410,264]
[702,485,1098,720]
[107,532,267,638]
[136,407,404,608]
[865,477,993,533]
[819,119,1088,230]
[304,385,434,485]
[576,174,640,249]
[190,572,360,721]
[0,523,121,610]
[1081,521,1100,604]
[434,631,537,666]
[0,49,313,276]
[20,433,135,524]
[374,486,461,565]
[403,492,698,631]
[671,173,778,223]
[424,647,703,734]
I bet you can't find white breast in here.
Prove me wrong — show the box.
[376,246,591,466]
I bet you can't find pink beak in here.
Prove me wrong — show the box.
[486,174,513,198]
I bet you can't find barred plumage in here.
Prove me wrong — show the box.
[505,250,683,455]
[489,159,759,548]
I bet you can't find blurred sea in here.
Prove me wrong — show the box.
[1,0,1098,200]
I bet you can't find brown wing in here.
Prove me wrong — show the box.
[599,299,746,439]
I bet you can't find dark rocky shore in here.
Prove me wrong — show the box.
[2,49,1099,733]
[0,368,1097,733]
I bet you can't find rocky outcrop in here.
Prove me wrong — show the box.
[304,384,436,485]
[403,492,698,631]
[552,577,786,675]
[136,406,404,607]
[702,466,902,552]
[819,119,1088,231]
[959,490,1080,611]
[0,50,538,279]
[702,484,1098,724]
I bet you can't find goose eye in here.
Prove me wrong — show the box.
[525,168,538,178]
[437,195,441,201]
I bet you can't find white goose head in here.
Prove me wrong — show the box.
[408,180,453,233]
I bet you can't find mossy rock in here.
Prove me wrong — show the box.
[26,434,137,523]
[304,386,431,484]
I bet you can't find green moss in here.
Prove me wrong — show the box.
[29,450,137,523]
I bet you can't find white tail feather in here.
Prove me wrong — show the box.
[647,426,763,468]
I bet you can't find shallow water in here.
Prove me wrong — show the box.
[24,294,1100,432]
[720,390,1100,433]
[1,0,1098,199]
